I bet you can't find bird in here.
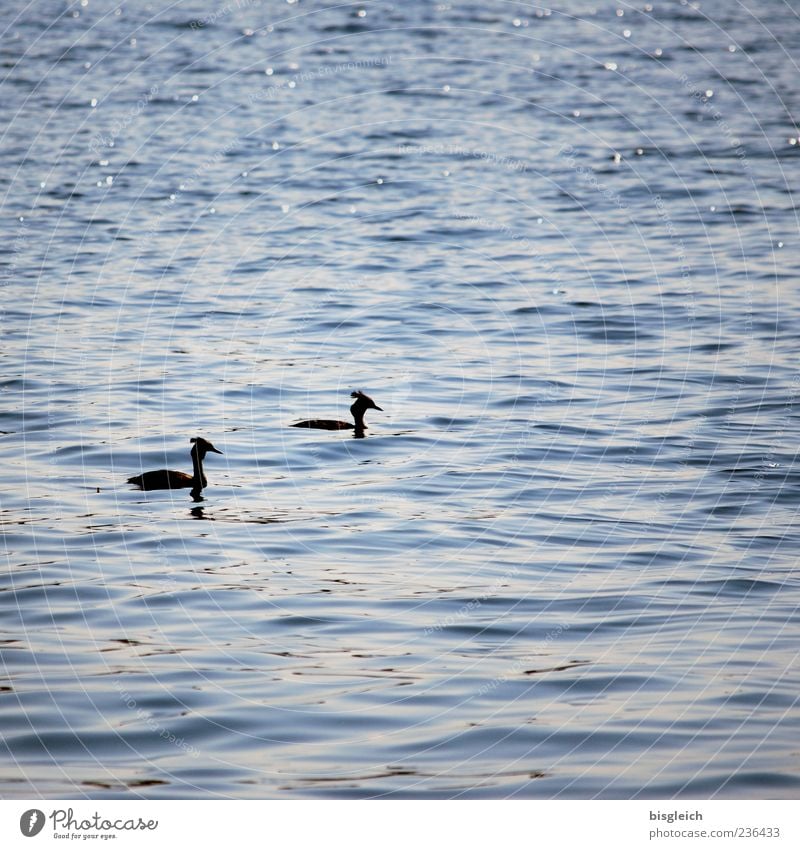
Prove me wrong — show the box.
[127,437,223,495]
[291,390,383,433]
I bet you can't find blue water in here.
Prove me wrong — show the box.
[1,0,799,799]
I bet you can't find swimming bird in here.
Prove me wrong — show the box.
[291,390,383,433]
[127,437,223,494]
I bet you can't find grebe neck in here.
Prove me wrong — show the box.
[350,400,367,430]
[190,447,205,492]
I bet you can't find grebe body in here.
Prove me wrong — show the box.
[292,391,383,432]
[127,437,223,494]
[292,419,355,431]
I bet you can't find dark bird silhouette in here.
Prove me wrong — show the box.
[127,437,223,495]
[291,390,383,433]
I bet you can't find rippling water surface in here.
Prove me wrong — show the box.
[1,0,799,799]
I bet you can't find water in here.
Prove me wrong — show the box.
[1,0,799,799]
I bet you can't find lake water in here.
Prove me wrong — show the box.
[1,0,799,799]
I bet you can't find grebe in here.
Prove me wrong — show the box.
[127,437,223,494]
[291,390,383,433]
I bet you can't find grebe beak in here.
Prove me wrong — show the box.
[372,404,383,411]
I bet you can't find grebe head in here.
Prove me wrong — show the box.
[350,390,383,413]
[190,437,223,458]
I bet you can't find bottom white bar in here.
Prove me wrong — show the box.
[2,800,796,848]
